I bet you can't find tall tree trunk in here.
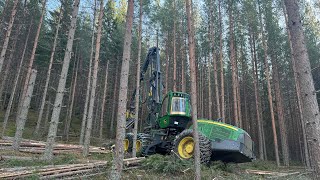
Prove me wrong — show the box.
[210,0,220,119]
[132,0,143,158]
[18,0,46,113]
[83,0,104,157]
[173,0,177,91]
[79,0,96,145]
[228,3,239,127]
[186,0,201,179]
[182,23,186,92]
[110,0,134,179]
[1,23,32,137]
[12,70,37,150]
[0,25,20,110]
[64,56,79,141]
[284,0,320,177]
[35,7,62,136]
[272,59,290,166]
[165,32,169,94]
[249,26,264,160]
[43,0,80,161]
[259,7,280,166]
[99,61,109,140]
[282,2,311,168]
[110,60,120,137]
[218,0,225,121]
[0,0,18,73]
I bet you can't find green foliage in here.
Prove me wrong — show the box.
[142,154,193,174]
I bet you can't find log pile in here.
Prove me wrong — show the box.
[0,137,110,154]
[0,157,146,179]
[246,169,301,179]
[0,161,108,179]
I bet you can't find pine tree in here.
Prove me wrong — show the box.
[284,0,320,177]
[83,0,104,157]
[186,0,201,179]
[43,0,80,161]
[110,0,134,178]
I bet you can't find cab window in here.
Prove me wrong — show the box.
[170,97,186,115]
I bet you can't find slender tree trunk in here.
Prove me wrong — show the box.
[282,2,311,168]
[249,27,264,160]
[43,0,80,161]
[18,0,46,114]
[12,70,37,150]
[165,32,169,94]
[0,25,20,110]
[83,0,104,157]
[272,60,290,166]
[284,0,320,176]
[35,8,62,136]
[64,56,79,141]
[182,24,186,92]
[1,23,32,137]
[173,0,177,91]
[210,0,220,119]
[99,61,109,140]
[218,0,225,121]
[79,0,96,145]
[110,0,134,179]
[110,60,120,137]
[186,0,201,179]
[228,4,239,127]
[0,0,18,73]
[132,0,143,158]
[44,98,51,132]
[260,14,280,167]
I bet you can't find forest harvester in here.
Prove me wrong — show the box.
[125,47,255,163]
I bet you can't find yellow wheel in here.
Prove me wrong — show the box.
[178,136,194,159]
[124,139,129,151]
[174,129,212,163]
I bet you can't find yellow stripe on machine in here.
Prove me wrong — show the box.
[197,120,238,131]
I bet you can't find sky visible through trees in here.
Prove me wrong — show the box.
[0,0,320,178]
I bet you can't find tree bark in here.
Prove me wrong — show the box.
[186,0,201,179]
[282,2,311,168]
[259,5,280,166]
[173,0,177,91]
[228,3,239,127]
[110,60,120,137]
[132,0,143,158]
[272,60,290,166]
[210,0,220,118]
[0,25,20,110]
[99,61,109,140]
[12,70,37,150]
[218,0,225,121]
[64,55,79,141]
[1,22,32,137]
[284,0,320,176]
[43,0,80,161]
[79,0,96,145]
[248,25,264,160]
[110,0,134,178]
[83,0,104,157]
[0,0,19,73]
[35,7,63,136]
[17,0,46,114]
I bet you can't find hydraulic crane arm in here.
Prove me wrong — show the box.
[126,47,163,129]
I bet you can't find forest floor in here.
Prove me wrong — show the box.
[0,110,313,179]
